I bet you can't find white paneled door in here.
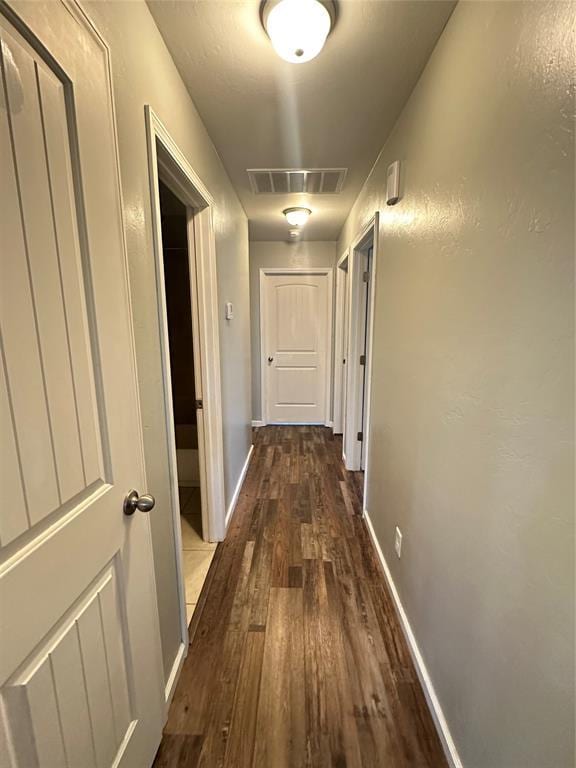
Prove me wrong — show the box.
[0,4,164,768]
[261,270,332,424]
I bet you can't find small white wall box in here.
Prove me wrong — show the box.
[386,160,401,206]
[225,302,234,320]
[394,525,403,558]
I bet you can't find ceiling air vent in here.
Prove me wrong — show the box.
[247,168,347,195]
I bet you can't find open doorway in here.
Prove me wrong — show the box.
[343,214,379,511]
[157,181,216,627]
[145,108,226,701]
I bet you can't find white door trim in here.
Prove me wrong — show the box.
[144,106,226,705]
[259,267,334,427]
[332,250,349,435]
[344,213,379,493]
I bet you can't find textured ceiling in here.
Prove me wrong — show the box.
[147,0,456,241]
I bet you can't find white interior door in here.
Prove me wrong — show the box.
[333,257,349,435]
[359,247,372,469]
[343,215,378,473]
[0,4,164,767]
[262,270,331,424]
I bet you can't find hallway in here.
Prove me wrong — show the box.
[1,2,573,766]
[154,427,446,767]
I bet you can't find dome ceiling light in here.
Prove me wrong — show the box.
[283,207,312,226]
[262,0,335,64]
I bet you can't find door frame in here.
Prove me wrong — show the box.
[343,213,379,489]
[333,249,349,435]
[259,267,334,426]
[145,107,226,701]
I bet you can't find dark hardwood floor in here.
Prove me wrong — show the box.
[154,426,447,768]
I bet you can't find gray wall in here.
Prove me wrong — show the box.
[85,0,252,687]
[338,2,575,766]
[249,241,337,421]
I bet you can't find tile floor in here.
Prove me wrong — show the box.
[178,486,217,624]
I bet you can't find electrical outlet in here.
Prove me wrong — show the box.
[394,526,403,558]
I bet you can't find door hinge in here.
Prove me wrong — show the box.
[343,358,346,365]
[363,270,370,283]
[359,354,366,366]
[357,431,363,442]
[195,399,203,410]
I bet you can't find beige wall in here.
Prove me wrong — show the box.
[338,2,575,766]
[85,0,252,687]
[249,241,337,421]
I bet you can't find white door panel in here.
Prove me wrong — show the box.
[0,4,163,767]
[3,565,131,768]
[262,272,331,424]
[276,367,316,404]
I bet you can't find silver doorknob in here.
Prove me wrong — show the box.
[123,489,156,516]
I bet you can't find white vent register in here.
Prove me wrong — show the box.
[248,168,347,195]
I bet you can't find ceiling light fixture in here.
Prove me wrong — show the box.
[263,0,334,64]
[283,207,312,226]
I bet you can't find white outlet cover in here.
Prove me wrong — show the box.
[394,526,403,558]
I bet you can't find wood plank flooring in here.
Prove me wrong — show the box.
[154,426,447,768]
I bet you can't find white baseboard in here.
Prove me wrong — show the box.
[325,419,334,428]
[225,444,254,531]
[164,640,186,708]
[363,511,463,768]
[251,420,265,428]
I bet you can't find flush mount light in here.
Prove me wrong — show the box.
[263,0,335,64]
[283,207,312,226]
